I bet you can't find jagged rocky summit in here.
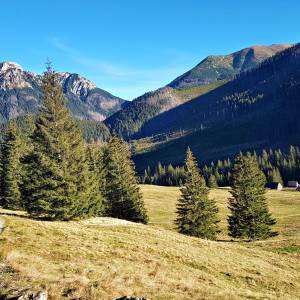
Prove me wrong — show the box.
[0,61,126,122]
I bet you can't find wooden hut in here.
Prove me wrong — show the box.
[287,181,299,188]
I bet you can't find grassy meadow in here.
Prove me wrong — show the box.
[0,185,300,299]
[142,185,300,233]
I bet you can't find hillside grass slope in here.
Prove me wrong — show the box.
[0,186,300,299]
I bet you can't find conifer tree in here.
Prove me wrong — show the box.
[22,65,103,220]
[267,168,283,186]
[207,174,218,188]
[175,148,220,240]
[86,144,107,200]
[102,136,148,223]
[0,121,24,209]
[228,152,277,240]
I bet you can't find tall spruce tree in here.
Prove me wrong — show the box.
[228,152,277,240]
[175,148,220,240]
[0,121,24,209]
[22,65,103,220]
[102,136,148,223]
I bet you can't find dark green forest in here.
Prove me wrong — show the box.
[129,44,300,171]
[0,116,110,143]
[142,146,300,187]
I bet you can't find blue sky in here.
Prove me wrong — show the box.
[0,0,299,99]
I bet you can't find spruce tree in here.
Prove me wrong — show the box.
[228,152,277,240]
[207,174,218,188]
[102,136,148,223]
[86,144,106,202]
[267,168,283,186]
[0,121,24,209]
[175,148,220,240]
[22,65,103,220]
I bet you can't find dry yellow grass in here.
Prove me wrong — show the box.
[141,185,300,236]
[0,185,300,299]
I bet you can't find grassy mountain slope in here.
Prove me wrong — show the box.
[168,44,292,89]
[1,186,300,299]
[133,44,300,171]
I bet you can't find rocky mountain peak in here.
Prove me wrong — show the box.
[0,61,23,72]
[58,72,97,98]
[0,60,126,121]
[0,61,32,90]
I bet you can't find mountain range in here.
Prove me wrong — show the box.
[133,44,300,171]
[0,62,126,122]
[105,44,292,139]
[1,43,299,172]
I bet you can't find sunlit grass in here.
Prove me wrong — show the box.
[0,185,299,299]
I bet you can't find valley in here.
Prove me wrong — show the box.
[1,2,299,300]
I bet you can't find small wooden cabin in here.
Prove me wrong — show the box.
[287,181,299,188]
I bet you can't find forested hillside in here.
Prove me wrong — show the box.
[105,82,224,138]
[0,115,110,143]
[142,146,300,187]
[105,44,290,139]
[133,44,300,171]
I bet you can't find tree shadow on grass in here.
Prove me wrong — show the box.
[0,210,63,222]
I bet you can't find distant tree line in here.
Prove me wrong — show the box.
[142,162,186,186]
[142,146,300,187]
[0,66,148,223]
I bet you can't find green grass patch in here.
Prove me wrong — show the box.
[275,245,300,254]
[174,80,227,98]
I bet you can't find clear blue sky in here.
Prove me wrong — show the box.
[1,0,299,100]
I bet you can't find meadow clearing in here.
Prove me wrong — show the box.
[0,185,299,299]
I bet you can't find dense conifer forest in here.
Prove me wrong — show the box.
[141,146,300,187]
